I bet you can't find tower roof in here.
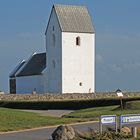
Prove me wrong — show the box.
[46,4,95,34]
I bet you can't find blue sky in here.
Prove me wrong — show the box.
[0,0,140,92]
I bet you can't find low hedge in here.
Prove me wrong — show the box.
[0,97,140,110]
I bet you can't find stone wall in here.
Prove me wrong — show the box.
[0,92,140,101]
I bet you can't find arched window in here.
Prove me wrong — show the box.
[52,60,56,68]
[52,34,55,47]
[76,36,80,46]
[79,82,82,86]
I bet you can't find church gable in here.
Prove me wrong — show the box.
[45,5,61,35]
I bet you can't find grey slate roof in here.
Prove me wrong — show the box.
[46,4,95,34]
[16,53,46,77]
[10,60,26,78]
[54,5,95,33]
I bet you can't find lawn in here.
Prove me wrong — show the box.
[1,101,140,132]
[64,105,140,119]
[125,100,140,110]
[0,108,93,132]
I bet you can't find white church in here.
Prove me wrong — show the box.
[9,4,95,94]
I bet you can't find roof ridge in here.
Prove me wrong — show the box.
[9,60,26,78]
[15,53,37,77]
[54,4,87,8]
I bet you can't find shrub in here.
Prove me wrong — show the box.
[76,129,133,140]
[0,97,140,110]
[0,99,120,110]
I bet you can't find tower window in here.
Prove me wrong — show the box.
[52,60,56,68]
[76,36,80,46]
[52,34,55,47]
[79,82,82,86]
[53,26,54,31]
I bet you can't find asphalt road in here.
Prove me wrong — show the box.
[1,122,140,140]
[21,110,74,117]
[0,122,99,140]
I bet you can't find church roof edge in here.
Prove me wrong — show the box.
[45,4,95,34]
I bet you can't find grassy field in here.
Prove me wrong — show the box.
[125,100,140,110]
[64,105,140,119]
[0,100,140,132]
[0,108,93,132]
[65,104,140,139]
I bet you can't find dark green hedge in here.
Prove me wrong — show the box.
[0,97,140,110]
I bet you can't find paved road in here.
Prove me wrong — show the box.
[0,122,99,140]
[1,121,140,140]
[21,110,74,117]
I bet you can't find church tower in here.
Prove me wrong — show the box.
[45,4,95,93]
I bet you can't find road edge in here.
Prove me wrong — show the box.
[0,121,98,135]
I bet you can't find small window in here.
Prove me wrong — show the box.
[53,26,54,31]
[52,34,55,47]
[76,36,80,46]
[52,60,56,68]
[79,82,82,86]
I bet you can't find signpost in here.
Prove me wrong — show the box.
[120,114,140,128]
[116,89,123,110]
[99,114,140,138]
[100,115,117,133]
[120,114,140,138]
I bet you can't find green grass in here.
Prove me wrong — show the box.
[65,103,140,139]
[125,100,140,110]
[1,101,140,132]
[0,108,93,132]
[65,105,140,119]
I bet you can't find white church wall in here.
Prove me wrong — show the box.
[16,75,44,94]
[62,32,95,93]
[45,8,62,93]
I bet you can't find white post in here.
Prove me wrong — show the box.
[132,127,137,138]
[100,117,102,134]
[115,117,117,133]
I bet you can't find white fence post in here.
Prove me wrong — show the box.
[132,127,137,138]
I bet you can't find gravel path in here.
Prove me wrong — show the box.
[21,110,74,117]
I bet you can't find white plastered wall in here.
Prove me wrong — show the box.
[44,7,62,93]
[62,32,95,93]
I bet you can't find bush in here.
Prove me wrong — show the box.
[0,99,120,110]
[76,129,133,140]
[0,97,139,110]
